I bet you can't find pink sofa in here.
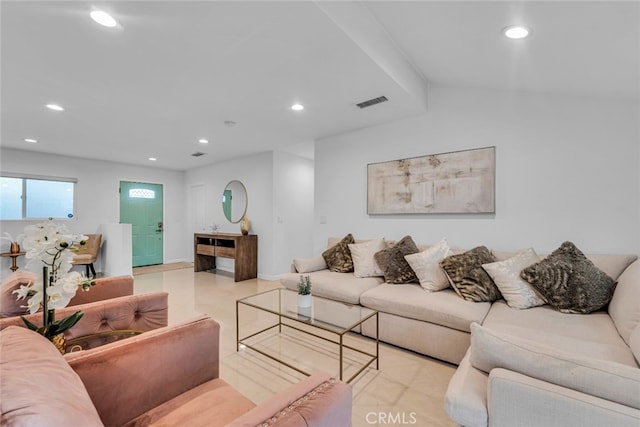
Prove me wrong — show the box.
[0,270,134,318]
[1,316,352,426]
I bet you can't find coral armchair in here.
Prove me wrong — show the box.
[0,291,168,340]
[1,316,353,426]
[0,270,134,318]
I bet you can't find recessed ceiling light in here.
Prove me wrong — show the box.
[198,139,209,144]
[148,157,157,161]
[45,103,64,111]
[291,103,304,111]
[503,26,530,39]
[90,10,117,28]
[24,138,38,143]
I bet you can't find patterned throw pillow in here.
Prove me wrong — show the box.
[440,246,501,302]
[520,241,616,314]
[322,233,355,273]
[374,235,419,284]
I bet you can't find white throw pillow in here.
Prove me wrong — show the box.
[404,238,451,292]
[348,238,385,278]
[482,248,545,309]
[293,255,327,273]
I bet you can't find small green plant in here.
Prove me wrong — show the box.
[298,275,311,295]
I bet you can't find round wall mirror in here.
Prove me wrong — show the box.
[222,180,248,223]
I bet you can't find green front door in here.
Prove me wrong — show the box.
[120,181,163,267]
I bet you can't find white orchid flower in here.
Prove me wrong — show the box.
[17,220,95,317]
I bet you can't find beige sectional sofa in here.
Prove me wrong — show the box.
[280,237,640,427]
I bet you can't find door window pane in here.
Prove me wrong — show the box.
[129,188,155,199]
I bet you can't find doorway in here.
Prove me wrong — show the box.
[119,181,163,267]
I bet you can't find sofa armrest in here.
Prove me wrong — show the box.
[69,275,134,306]
[65,315,220,427]
[228,372,352,427]
[0,292,169,339]
[444,350,489,427]
[488,368,640,427]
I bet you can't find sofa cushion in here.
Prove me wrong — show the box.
[293,256,328,274]
[348,238,385,278]
[608,259,640,345]
[374,235,419,284]
[0,270,37,317]
[404,238,452,292]
[322,234,355,273]
[520,241,616,314]
[440,246,501,302]
[482,248,545,309]
[359,284,490,333]
[280,271,382,305]
[483,300,637,367]
[0,326,104,426]
[124,378,256,427]
[469,323,640,410]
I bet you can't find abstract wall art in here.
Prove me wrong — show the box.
[367,147,495,214]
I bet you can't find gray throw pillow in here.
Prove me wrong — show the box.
[322,233,355,273]
[440,246,501,302]
[520,241,616,314]
[374,235,419,284]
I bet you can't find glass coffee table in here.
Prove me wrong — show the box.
[236,288,378,383]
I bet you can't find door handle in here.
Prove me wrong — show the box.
[156,221,163,233]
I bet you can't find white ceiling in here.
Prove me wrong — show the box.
[2,1,638,171]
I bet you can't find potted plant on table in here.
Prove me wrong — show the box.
[297,275,312,308]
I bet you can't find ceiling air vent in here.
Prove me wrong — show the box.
[191,152,207,157]
[356,96,388,109]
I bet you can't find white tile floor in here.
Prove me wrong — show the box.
[134,267,458,427]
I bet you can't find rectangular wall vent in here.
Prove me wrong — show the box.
[191,152,207,157]
[356,96,388,109]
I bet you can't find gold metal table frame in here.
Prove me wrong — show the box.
[236,288,378,383]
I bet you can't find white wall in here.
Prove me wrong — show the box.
[184,150,314,279]
[273,151,314,274]
[185,152,275,278]
[4,85,636,280]
[314,86,640,255]
[0,149,187,275]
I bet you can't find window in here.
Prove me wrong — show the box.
[128,188,155,199]
[1,175,76,220]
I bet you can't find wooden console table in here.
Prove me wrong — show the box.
[194,233,258,282]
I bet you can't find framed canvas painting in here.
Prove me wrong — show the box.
[367,146,495,214]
